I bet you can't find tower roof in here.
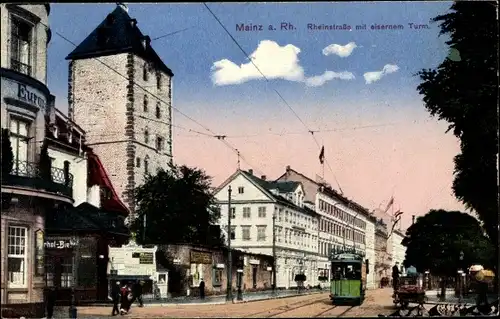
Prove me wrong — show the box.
[65,5,173,76]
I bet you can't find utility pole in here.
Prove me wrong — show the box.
[226,186,233,302]
[272,211,277,294]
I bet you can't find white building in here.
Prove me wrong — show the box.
[277,166,378,289]
[388,229,406,275]
[214,169,321,289]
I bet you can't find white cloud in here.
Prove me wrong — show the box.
[322,42,358,58]
[305,71,355,87]
[363,64,400,84]
[211,40,305,86]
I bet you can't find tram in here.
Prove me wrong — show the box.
[329,249,367,306]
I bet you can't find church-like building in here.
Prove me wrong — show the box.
[65,3,174,217]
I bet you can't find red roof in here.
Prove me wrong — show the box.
[86,149,129,217]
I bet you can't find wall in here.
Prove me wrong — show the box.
[48,147,87,206]
[364,220,376,289]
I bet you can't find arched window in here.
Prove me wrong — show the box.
[156,74,162,89]
[143,94,148,112]
[144,130,149,144]
[143,63,149,81]
[155,102,161,118]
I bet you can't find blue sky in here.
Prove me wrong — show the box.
[46,2,464,226]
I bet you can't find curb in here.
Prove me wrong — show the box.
[231,291,325,304]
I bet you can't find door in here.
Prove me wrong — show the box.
[156,272,168,299]
[252,266,257,289]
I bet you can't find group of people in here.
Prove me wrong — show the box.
[111,280,144,316]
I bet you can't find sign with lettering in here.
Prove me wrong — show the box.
[17,83,46,109]
[44,239,78,249]
[131,252,154,264]
[190,250,212,264]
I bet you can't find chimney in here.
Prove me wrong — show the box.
[261,175,266,180]
[248,169,253,175]
[117,3,128,12]
[286,165,291,172]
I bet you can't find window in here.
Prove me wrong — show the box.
[230,207,236,219]
[143,95,148,112]
[7,226,27,288]
[257,226,266,241]
[45,258,54,287]
[243,207,251,218]
[136,157,141,167]
[144,130,149,144]
[155,103,161,118]
[100,187,112,200]
[157,74,162,89]
[61,257,73,288]
[242,226,251,241]
[258,206,266,218]
[238,186,244,194]
[143,63,149,81]
[10,16,32,76]
[9,118,29,170]
[144,157,149,175]
[156,136,163,150]
[230,226,236,240]
[213,268,223,286]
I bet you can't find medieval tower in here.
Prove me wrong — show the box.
[66,4,173,216]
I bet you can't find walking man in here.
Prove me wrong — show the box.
[199,279,206,299]
[133,280,144,307]
[111,281,121,316]
[392,262,400,296]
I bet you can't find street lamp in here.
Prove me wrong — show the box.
[458,251,464,301]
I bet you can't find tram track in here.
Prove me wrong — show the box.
[312,305,356,318]
[246,294,327,318]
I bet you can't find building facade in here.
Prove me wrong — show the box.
[0,4,69,318]
[214,169,321,289]
[388,229,406,275]
[277,165,378,289]
[65,4,174,217]
[374,218,391,287]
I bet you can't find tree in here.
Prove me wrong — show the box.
[38,141,52,182]
[1,128,14,177]
[130,164,225,247]
[402,209,494,298]
[416,2,498,248]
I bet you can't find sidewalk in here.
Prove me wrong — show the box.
[424,290,498,305]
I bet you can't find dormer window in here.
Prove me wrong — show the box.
[155,103,161,118]
[143,63,149,81]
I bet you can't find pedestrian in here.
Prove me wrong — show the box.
[133,280,144,307]
[199,278,206,299]
[120,283,132,315]
[111,281,121,316]
[46,286,56,319]
[392,262,400,296]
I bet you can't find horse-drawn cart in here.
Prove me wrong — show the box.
[393,269,427,309]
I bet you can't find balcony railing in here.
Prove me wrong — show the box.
[2,160,73,198]
[11,59,32,76]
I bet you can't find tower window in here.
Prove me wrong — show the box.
[144,130,149,144]
[143,63,148,81]
[143,95,148,112]
[144,157,149,175]
[156,136,163,151]
[155,103,161,119]
[157,74,162,89]
[136,157,141,167]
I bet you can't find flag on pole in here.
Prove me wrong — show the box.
[384,196,394,214]
[319,146,325,164]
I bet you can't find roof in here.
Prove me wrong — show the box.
[65,5,173,76]
[240,170,318,217]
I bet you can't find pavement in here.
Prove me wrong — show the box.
[53,288,399,318]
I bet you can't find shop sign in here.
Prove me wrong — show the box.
[35,230,44,276]
[190,250,212,264]
[17,83,46,109]
[44,238,78,249]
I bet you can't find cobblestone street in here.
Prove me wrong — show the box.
[65,288,398,318]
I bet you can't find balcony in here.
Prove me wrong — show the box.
[2,160,73,199]
[10,59,32,77]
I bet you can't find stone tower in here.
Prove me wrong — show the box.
[66,4,174,216]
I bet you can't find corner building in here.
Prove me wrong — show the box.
[0,4,73,318]
[65,4,174,216]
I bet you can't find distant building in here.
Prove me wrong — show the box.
[389,229,406,274]
[374,218,391,286]
[276,165,378,289]
[214,169,321,289]
[0,4,64,318]
[65,4,174,217]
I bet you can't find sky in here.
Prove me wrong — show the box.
[46,2,466,229]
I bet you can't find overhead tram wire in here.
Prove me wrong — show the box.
[203,3,344,193]
[40,20,265,174]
